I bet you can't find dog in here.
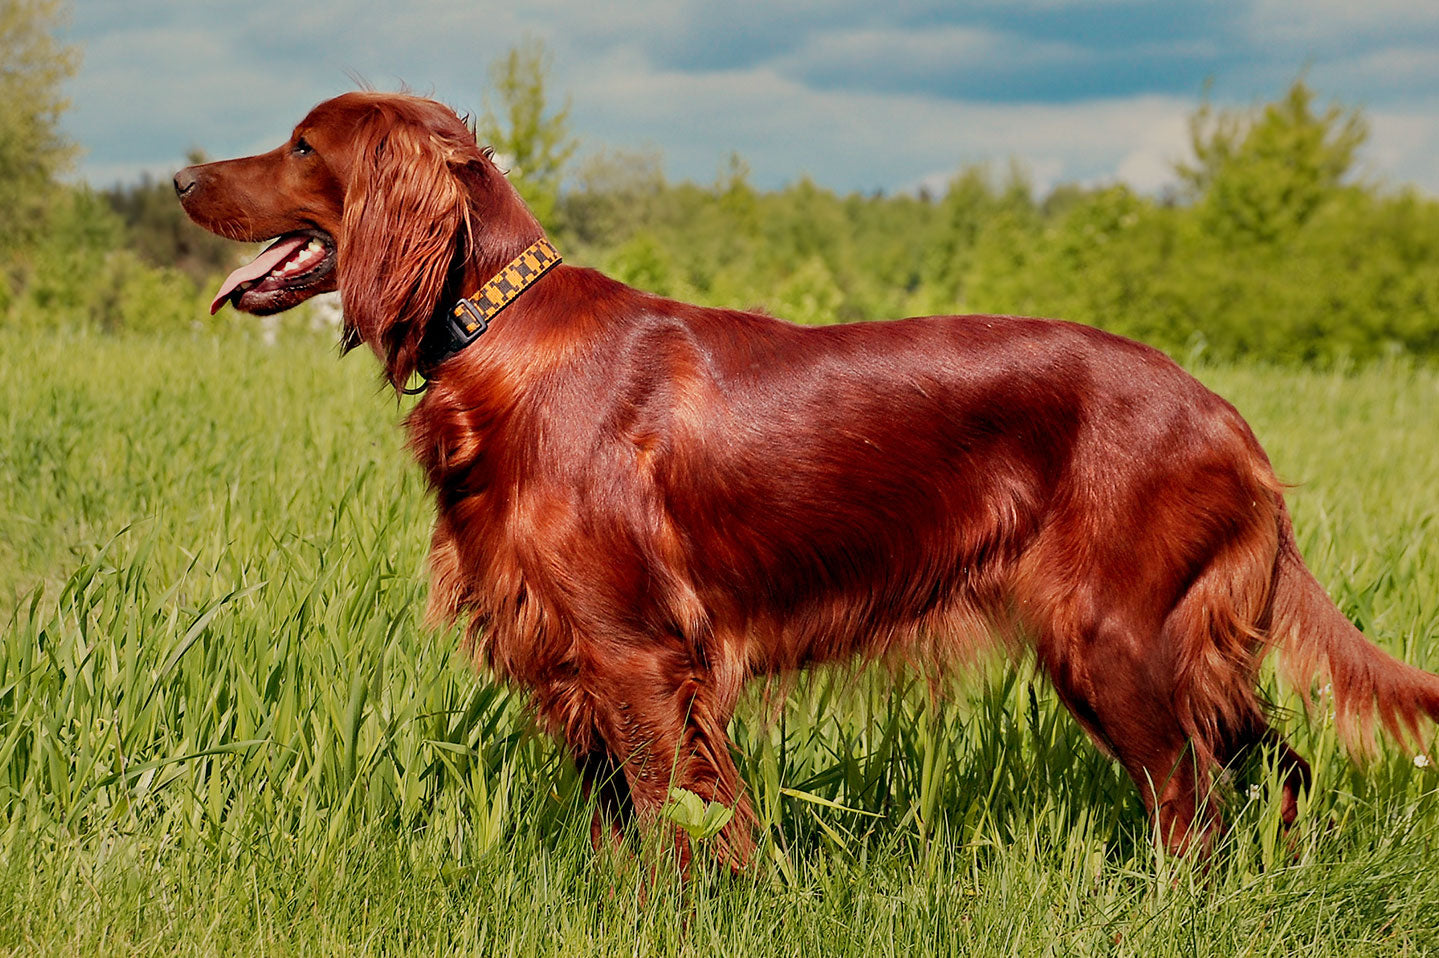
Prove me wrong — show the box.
[175,91,1439,870]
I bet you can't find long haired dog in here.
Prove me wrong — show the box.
[176,92,1439,869]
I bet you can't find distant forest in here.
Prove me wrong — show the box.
[4,15,1438,364]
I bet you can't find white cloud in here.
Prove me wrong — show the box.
[1367,105,1439,193]
[774,24,1086,78]
[1114,112,1192,194]
[1302,45,1439,106]
[1248,0,1439,47]
[570,52,1196,193]
[59,0,1439,198]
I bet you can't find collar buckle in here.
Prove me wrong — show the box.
[407,238,562,394]
[449,297,490,346]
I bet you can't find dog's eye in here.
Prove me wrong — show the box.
[293,137,313,157]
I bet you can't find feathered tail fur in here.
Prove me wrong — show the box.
[1272,528,1439,756]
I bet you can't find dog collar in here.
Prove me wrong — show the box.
[405,237,562,393]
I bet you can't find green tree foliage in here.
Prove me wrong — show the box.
[957,80,1439,363]
[0,2,212,332]
[476,37,578,225]
[7,33,1439,366]
[0,0,77,255]
[1179,81,1368,246]
[10,186,207,333]
[558,147,667,249]
[101,153,240,285]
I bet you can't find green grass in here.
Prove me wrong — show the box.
[2,325,1437,956]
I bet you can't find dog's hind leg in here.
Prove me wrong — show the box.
[1025,558,1267,853]
[1222,725,1312,826]
[1037,613,1226,854]
[1267,733,1312,827]
[1019,449,1292,853]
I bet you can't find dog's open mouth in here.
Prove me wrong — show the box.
[210,229,337,315]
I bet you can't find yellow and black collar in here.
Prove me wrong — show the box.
[407,237,562,392]
[449,237,562,342]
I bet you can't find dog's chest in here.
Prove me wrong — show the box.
[404,381,517,491]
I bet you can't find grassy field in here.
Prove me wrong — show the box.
[1,324,1437,956]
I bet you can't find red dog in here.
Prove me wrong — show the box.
[176,92,1439,869]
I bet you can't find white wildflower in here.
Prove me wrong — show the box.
[308,292,343,332]
[1415,754,1432,769]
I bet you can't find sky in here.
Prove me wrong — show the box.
[61,0,1439,198]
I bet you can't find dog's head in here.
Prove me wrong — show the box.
[176,92,541,386]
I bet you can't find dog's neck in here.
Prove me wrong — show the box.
[407,237,562,390]
[387,160,550,391]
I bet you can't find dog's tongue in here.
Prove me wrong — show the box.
[209,234,309,314]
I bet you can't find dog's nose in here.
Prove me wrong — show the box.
[173,167,198,197]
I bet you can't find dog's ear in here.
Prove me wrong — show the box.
[338,114,473,389]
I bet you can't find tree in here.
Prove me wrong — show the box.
[1178,80,1367,245]
[476,38,578,225]
[0,0,78,253]
[556,146,665,248]
[103,150,239,283]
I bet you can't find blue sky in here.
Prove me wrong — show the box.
[62,0,1439,197]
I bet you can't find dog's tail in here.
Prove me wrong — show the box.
[1271,522,1439,755]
